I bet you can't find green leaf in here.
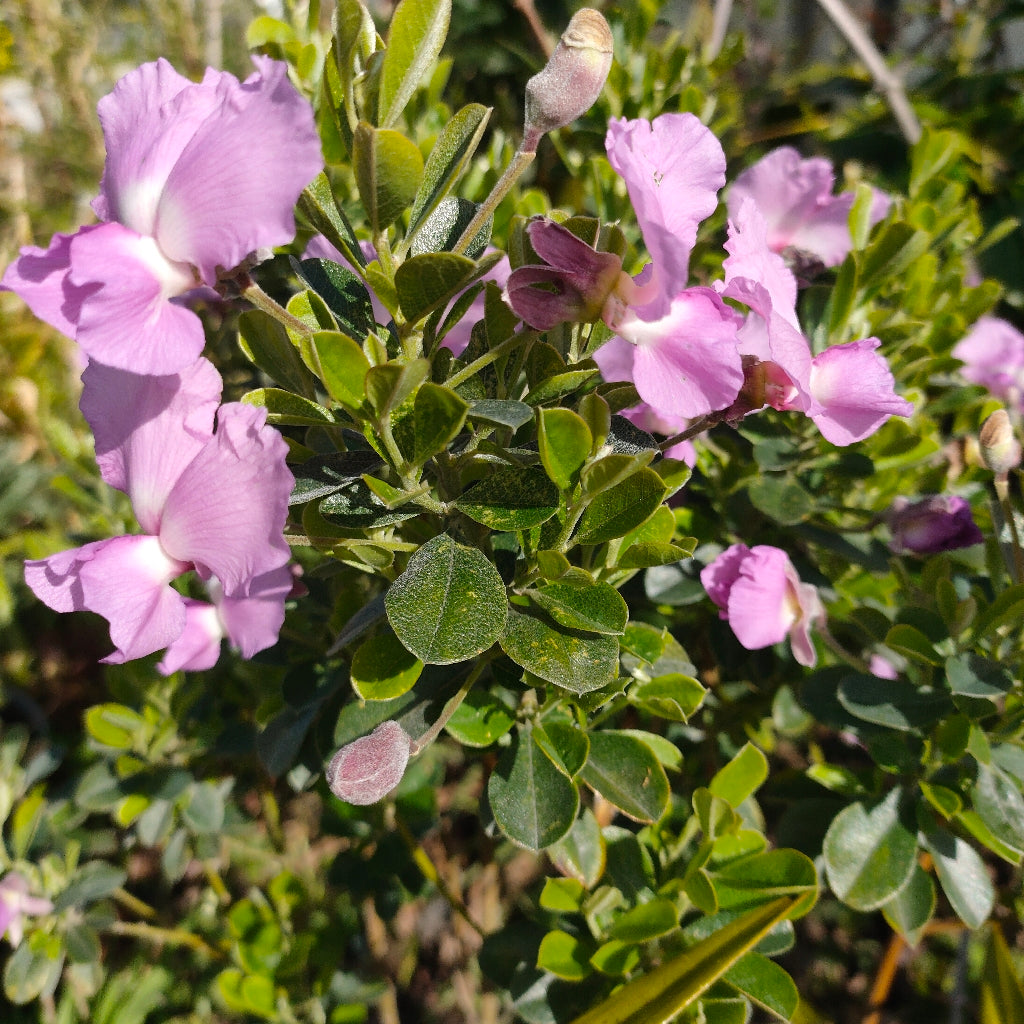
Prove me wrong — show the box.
[500,607,619,695]
[53,861,128,912]
[488,724,579,851]
[548,808,606,888]
[709,744,769,809]
[365,358,430,418]
[395,251,477,323]
[909,128,963,196]
[411,196,491,258]
[455,464,559,530]
[351,630,424,699]
[537,931,593,981]
[411,382,468,463]
[445,687,515,747]
[609,899,678,942]
[575,468,667,545]
[216,969,277,1021]
[3,938,63,1005]
[467,399,534,430]
[407,103,491,241]
[590,940,641,977]
[579,731,670,823]
[980,927,1024,1024]
[238,309,316,397]
[823,789,918,911]
[538,408,593,490]
[85,703,145,750]
[747,475,814,525]
[922,830,993,928]
[628,674,706,723]
[723,952,798,1021]
[530,579,628,635]
[969,585,1024,644]
[711,850,818,916]
[857,222,932,286]
[526,369,600,407]
[378,0,451,128]
[617,542,694,570]
[946,653,1014,700]
[537,721,590,777]
[565,897,803,1024]
[298,173,364,269]
[386,534,507,664]
[320,479,420,528]
[885,624,943,666]
[972,763,1024,855]
[837,673,950,731]
[540,877,586,912]
[296,258,377,340]
[242,388,335,425]
[881,863,935,945]
[309,327,370,407]
[290,450,383,505]
[353,122,424,232]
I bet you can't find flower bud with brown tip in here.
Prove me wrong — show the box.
[980,409,1022,478]
[522,8,613,153]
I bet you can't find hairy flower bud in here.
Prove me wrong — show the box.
[886,495,983,555]
[979,409,1022,477]
[522,8,613,153]
[325,720,412,806]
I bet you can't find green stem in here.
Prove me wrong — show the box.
[410,653,496,754]
[658,412,721,452]
[452,149,536,255]
[445,331,529,390]
[109,920,223,958]
[995,477,1024,585]
[241,280,313,338]
[819,625,873,674]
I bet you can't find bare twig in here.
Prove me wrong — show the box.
[814,0,922,144]
[706,0,734,62]
[514,0,554,58]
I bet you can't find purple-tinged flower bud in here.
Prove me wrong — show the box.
[325,720,412,806]
[522,8,613,153]
[979,409,1022,477]
[504,219,623,329]
[886,495,983,555]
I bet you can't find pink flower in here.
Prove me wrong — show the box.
[953,316,1024,409]
[886,495,983,555]
[701,544,825,666]
[326,721,412,805]
[727,147,889,269]
[156,566,295,674]
[720,199,912,445]
[24,359,293,663]
[2,57,322,375]
[0,873,53,948]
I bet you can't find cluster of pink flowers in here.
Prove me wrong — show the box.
[506,114,913,447]
[4,58,323,668]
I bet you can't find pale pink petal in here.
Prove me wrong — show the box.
[618,287,744,419]
[69,222,203,375]
[80,358,222,533]
[93,58,204,229]
[700,543,752,614]
[808,339,913,445]
[606,114,726,306]
[157,599,224,674]
[953,316,1024,404]
[154,57,322,283]
[218,564,293,658]
[159,403,292,595]
[24,535,189,663]
[0,228,101,338]
[788,580,824,667]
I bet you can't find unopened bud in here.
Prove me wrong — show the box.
[979,409,1022,477]
[522,9,613,153]
[325,720,412,805]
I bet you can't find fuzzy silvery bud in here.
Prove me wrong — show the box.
[522,8,613,153]
[325,720,412,806]
[979,409,1022,477]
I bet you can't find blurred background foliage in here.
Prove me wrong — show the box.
[3,0,1024,1022]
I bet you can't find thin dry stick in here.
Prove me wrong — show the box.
[706,0,734,62]
[514,0,555,58]
[814,0,922,145]
[863,930,907,1024]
